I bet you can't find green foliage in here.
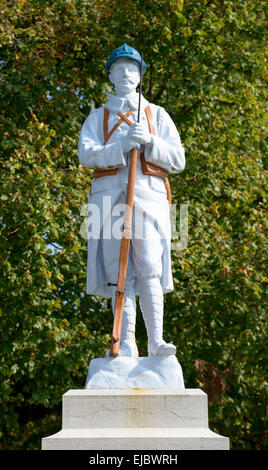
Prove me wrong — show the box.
[0,0,267,450]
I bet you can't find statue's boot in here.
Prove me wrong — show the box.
[139,277,176,357]
[106,282,138,358]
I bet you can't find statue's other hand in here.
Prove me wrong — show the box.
[128,122,152,146]
[121,134,141,153]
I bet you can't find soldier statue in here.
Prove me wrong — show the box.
[78,44,185,358]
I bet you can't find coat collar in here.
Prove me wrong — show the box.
[105,92,149,113]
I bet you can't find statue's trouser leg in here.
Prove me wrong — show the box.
[138,276,176,356]
[107,281,138,357]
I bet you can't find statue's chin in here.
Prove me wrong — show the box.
[115,85,137,97]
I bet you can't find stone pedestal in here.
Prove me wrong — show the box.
[42,356,229,450]
[42,389,229,450]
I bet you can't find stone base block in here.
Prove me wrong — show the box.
[42,389,229,450]
[42,426,229,450]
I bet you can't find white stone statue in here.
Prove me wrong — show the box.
[78,44,185,358]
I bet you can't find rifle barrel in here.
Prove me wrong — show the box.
[137,53,143,123]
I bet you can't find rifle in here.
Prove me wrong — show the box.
[109,55,143,357]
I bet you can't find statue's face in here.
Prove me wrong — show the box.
[109,59,140,95]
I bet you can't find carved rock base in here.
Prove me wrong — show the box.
[85,356,184,390]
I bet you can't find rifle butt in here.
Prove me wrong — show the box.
[110,290,125,357]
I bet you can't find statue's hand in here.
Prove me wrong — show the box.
[128,122,152,146]
[121,135,141,153]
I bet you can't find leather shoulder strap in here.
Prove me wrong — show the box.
[117,111,134,126]
[144,105,156,136]
[103,108,109,143]
[103,108,134,145]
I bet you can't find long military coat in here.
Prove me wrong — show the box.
[78,93,185,298]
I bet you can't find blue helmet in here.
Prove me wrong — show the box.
[105,43,146,74]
